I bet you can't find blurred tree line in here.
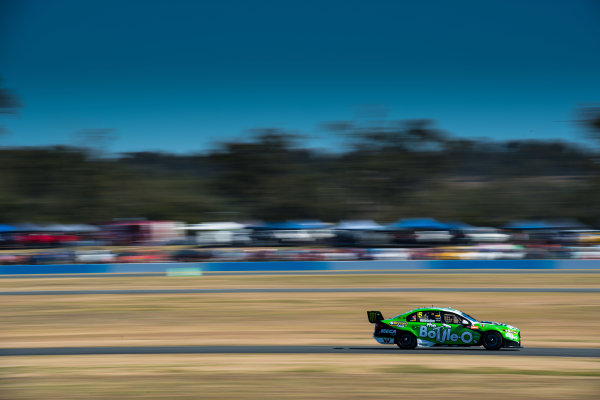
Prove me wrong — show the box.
[1,117,600,226]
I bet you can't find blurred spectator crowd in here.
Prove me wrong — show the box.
[1,218,600,264]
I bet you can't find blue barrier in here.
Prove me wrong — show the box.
[0,263,179,275]
[325,260,559,270]
[0,264,113,274]
[428,259,556,269]
[554,259,600,269]
[202,261,329,272]
[0,259,599,275]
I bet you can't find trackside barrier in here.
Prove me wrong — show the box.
[0,259,599,275]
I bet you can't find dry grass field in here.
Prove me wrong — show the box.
[2,354,599,399]
[2,272,599,399]
[2,273,599,348]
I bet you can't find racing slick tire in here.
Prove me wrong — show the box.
[396,331,417,349]
[482,331,503,350]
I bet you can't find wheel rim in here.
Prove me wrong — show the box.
[486,334,499,346]
[400,334,412,345]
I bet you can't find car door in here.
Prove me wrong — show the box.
[414,310,446,343]
[440,312,480,345]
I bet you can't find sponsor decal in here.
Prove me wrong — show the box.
[382,338,393,344]
[418,325,474,344]
[388,321,406,327]
[367,311,381,322]
[379,329,396,335]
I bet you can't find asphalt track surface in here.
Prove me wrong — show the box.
[2,345,598,358]
[1,287,598,295]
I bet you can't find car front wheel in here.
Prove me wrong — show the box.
[482,331,503,350]
[396,331,417,349]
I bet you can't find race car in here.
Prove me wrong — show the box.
[367,307,521,350]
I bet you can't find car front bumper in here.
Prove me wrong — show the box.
[503,339,521,348]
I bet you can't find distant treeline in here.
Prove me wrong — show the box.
[1,121,599,226]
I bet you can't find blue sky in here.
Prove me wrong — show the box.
[1,0,599,153]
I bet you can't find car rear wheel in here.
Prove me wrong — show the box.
[482,331,503,350]
[396,331,417,349]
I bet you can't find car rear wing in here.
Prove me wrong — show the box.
[367,310,384,323]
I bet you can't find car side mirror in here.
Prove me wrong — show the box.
[461,319,470,325]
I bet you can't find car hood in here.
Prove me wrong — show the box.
[479,321,519,330]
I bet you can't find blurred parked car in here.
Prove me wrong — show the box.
[365,248,412,260]
[0,253,29,265]
[570,230,600,244]
[568,245,600,259]
[171,249,213,262]
[414,230,454,243]
[115,250,168,263]
[74,250,116,263]
[14,233,80,247]
[26,251,75,264]
[462,227,509,243]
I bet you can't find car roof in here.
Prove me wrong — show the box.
[404,307,463,314]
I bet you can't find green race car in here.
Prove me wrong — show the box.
[367,307,521,350]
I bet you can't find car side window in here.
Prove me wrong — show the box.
[442,312,461,324]
[417,310,441,323]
